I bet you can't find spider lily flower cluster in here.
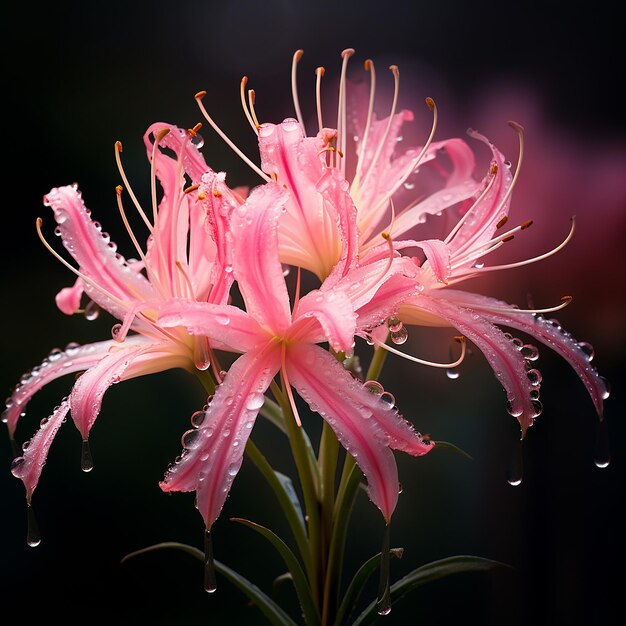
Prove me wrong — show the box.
[5,48,610,619]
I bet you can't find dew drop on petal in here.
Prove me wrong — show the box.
[577,341,595,361]
[190,410,206,428]
[364,380,384,395]
[245,393,265,411]
[390,326,409,345]
[181,429,200,449]
[520,344,539,361]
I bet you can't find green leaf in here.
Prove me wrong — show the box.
[232,518,321,626]
[333,548,404,626]
[274,470,306,527]
[121,541,299,626]
[351,555,511,626]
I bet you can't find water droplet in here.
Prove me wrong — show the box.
[377,523,392,616]
[191,410,206,428]
[386,315,403,333]
[526,369,542,386]
[81,439,94,472]
[380,391,396,408]
[83,300,100,321]
[446,367,460,380]
[600,376,611,400]
[281,263,291,277]
[26,503,41,547]
[577,341,595,361]
[245,393,265,410]
[181,429,200,449]
[390,326,408,345]
[10,455,25,477]
[215,314,230,326]
[520,344,539,361]
[227,463,239,477]
[204,529,217,593]
[364,380,384,395]
[224,264,233,274]
[594,418,610,468]
[507,439,523,486]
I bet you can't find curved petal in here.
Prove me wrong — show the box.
[69,340,180,439]
[402,294,540,436]
[143,123,210,185]
[292,287,356,354]
[10,399,70,501]
[158,299,265,353]
[160,343,281,529]
[2,338,145,437]
[43,185,155,319]
[55,278,84,315]
[287,344,433,521]
[444,290,610,417]
[232,183,292,333]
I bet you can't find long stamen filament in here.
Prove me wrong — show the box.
[115,186,148,266]
[361,65,400,186]
[291,49,305,132]
[469,295,573,316]
[195,91,270,182]
[281,344,302,427]
[371,335,467,368]
[315,67,325,133]
[115,141,154,232]
[353,58,377,187]
[240,77,259,134]
[247,89,261,129]
[336,48,355,174]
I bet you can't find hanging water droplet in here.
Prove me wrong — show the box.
[204,529,217,593]
[472,260,485,269]
[599,376,611,400]
[577,341,595,361]
[380,391,396,408]
[181,429,200,449]
[191,410,206,428]
[83,300,100,321]
[594,418,610,468]
[526,369,542,386]
[390,326,408,345]
[506,400,523,418]
[281,263,290,277]
[520,344,539,361]
[386,316,403,333]
[376,523,392,616]
[364,380,384,395]
[446,367,460,380]
[81,439,94,472]
[507,439,523,486]
[26,502,41,547]
[191,132,204,148]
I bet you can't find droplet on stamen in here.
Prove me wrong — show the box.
[26,502,41,547]
[594,418,610,469]
[81,439,94,472]
[204,529,217,593]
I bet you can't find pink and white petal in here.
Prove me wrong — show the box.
[43,186,155,319]
[403,294,540,436]
[446,290,610,417]
[3,338,141,437]
[10,398,70,501]
[287,345,432,521]
[158,300,265,353]
[69,340,171,439]
[160,343,281,529]
[144,123,211,185]
[447,130,513,261]
[232,183,292,333]
[291,287,357,353]
[55,278,84,315]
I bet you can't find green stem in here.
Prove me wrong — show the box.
[244,438,313,581]
[272,379,322,606]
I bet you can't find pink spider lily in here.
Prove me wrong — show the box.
[5,122,240,504]
[192,48,609,439]
[156,181,436,530]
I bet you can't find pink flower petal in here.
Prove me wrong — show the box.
[55,278,84,315]
[232,183,292,333]
[10,399,70,500]
[160,344,281,529]
[287,344,433,521]
[3,339,128,437]
[158,300,265,353]
[403,294,540,436]
[448,290,609,417]
[44,185,155,320]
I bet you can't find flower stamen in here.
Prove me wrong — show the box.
[194,91,270,182]
[115,140,154,232]
[291,49,306,132]
[315,66,325,133]
[370,334,467,368]
[240,76,259,134]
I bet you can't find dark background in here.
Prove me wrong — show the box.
[2,1,625,624]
